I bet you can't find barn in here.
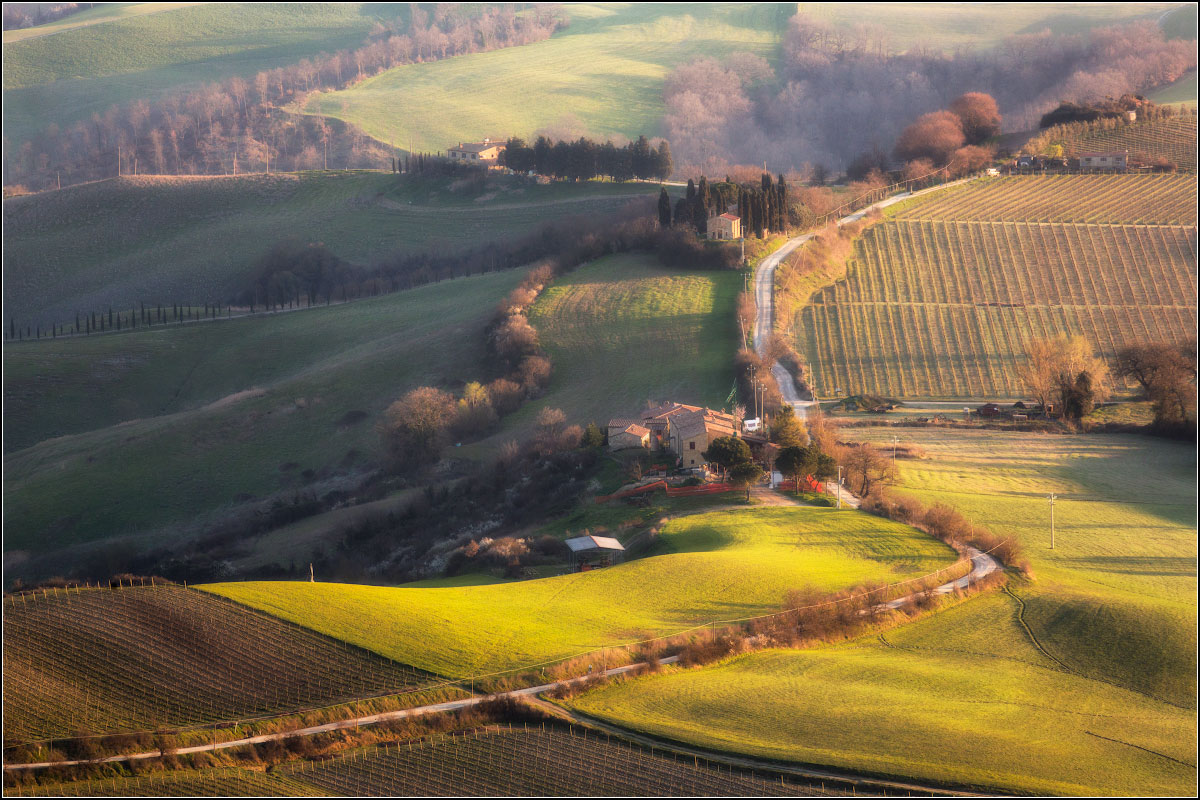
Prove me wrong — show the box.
[565,535,626,571]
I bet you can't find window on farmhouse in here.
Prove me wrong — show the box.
[689,441,696,450]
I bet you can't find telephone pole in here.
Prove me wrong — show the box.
[837,465,843,509]
[1047,494,1057,549]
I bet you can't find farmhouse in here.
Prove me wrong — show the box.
[607,402,740,469]
[708,212,741,240]
[1079,151,1128,171]
[448,139,506,165]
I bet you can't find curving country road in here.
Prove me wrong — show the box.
[754,179,971,421]
[4,546,998,774]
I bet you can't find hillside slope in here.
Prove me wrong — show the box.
[2,172,658,327]
[3,269,521,582]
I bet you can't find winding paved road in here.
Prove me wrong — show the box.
[4,546,999,774]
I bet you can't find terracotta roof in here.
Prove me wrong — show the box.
[1078,151,1127,158]
[622,423,650,437]
[449,141,505,154]
[642,402,700,421]
[607,418,641,429]
[671,408,737,441]
[718,213,740,221]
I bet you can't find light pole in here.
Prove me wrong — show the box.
[1048,494,1057,549]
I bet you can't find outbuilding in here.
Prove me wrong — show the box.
[565,535,626,571]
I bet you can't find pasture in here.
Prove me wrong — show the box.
[567,430,1197,795]
[3,584,447,743]
[2,172,659,328]
[793,175,1198,399]
[803,2,1181,52]
[460,251,740,456]
[3,3,401,147]
[301,3,789,154]
[3,269,522,578]
[203,506,961,679]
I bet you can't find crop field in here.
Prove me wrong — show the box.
[3,585,445,743]
[794,175,1198,399]
[1150,70,1198,107]
[3,3,403,147]
[3,269,522,581]
[460,252,740,456]
[568,430,1197,795]
[6,726,832,796]
[302,3,789,154]
[204,505,961,679]
[1030,115,1198,172]
[282,726,825,796]
[3,172,659,327]
[887,173,1197,224]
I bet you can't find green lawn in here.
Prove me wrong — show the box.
[203,506,960,678]
[566,430,1197,795]
[301,3,789,154]
[3,269,522,575]
[1150,70,1198,107]
[3,3,402,146]
[3,172,660,327]
[460,251,741,456]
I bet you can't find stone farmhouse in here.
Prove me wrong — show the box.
[448,139,506,166]
[607,402,739,469]
[708,212,741,240]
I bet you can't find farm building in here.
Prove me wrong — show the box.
[609,422,651,450]
[1079,151,1128,171]
[977,402,1003,418]
[448,139,506,165]
[708,213,741,240]
[565,534,625,571]
[607,402,740,469]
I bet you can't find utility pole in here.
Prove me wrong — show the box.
[309,563,315,582]
[837,466,843,509]
[1047,494,1057,549]
[892,435,898,474]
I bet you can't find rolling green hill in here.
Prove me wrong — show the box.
[3,268,522,580]
[567,430,1197,795]
[459,251,740,458]
[301,3,790,155]
[2,3,404,147]
[2,172,660,327]
[203,505,960,678]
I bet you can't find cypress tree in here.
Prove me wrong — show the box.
[658,188,671,228]
[9,319,14,339]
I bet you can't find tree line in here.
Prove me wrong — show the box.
[4,4,564,192]
[3,2,90,30]
[502,135,672,182]
[662,173,789,237]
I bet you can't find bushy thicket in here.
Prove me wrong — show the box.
[663,15,1195,175]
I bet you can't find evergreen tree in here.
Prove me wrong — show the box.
[695,175,710,231]
[654,140,673,180]
[658,188,672,228]
[631,135,652,179]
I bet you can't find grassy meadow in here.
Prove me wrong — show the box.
[204,505,960,679]
[566,430,1196,795]
[460,251,741,456]
[3,172,660,328]
[3,269,522,578]
[801,2,1183,52]
[302,3,790,154]
[3,3,403,147]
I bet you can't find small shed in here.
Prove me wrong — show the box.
[565,535,626,571]
[978,402,1002,418]
[1079,151,1127,171]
